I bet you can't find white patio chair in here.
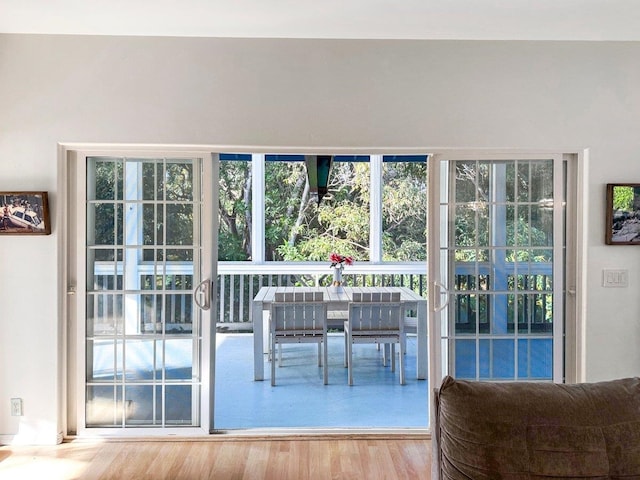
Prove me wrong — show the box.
[270,291,328,386]
[344,292,405,385]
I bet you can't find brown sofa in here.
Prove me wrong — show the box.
[433,375,640,479]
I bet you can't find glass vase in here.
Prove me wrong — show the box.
[332,266,343,290]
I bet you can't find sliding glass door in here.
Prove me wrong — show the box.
[429,154,565,388]
[66,147,575,436]
[71,151,216,435]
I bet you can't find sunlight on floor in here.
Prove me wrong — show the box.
[0,443,102,480]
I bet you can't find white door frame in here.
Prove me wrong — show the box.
[59,144,586,438]
[60,145,217,437]
[427,149,587,410]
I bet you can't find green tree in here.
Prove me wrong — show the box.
[218,161,252,260]
[217,157,429,264]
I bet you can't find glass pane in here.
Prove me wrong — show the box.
[90,203,117,245]
[529,160,554,202]
[125,339,157,380]
[477,162,490,201]
[515,206,531,246]
[165,162,194,201]
[478,294,490,333]
[455,249,476,262]
[455,205,476,246]
[124,386,157,425]
[123,251,144,290]
[165,339,193,379]
[142,204,157,245]
[166,385,195,425]
[453,294,475,334]
[492,339,515,379]
[518,338,553,379]
[531,205,553,246]
[140,273,155,290]
[479,339,491,378]
[454,274,477,291]
[505,205,516,246]
[86,385,122,427]
[491,294,510,335]
[123,294,159,334]
[517,162,531,202]
[476,204,489,246]
[86,293,123,335]
[166,203,194,245]
[454,339,476,379]
[505,161,516,202]
[90,262,118,291]
[166,248,192,262]
[142,162,157,201]
[164,274,193,291]
[88,157,124,202]
[93,248,117,262]
[454,161,477,203]
[165,294,193,334]
[87,339,120,381]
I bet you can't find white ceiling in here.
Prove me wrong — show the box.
[1,0,640,41]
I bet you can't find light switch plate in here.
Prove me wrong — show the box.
[603,269,629,287]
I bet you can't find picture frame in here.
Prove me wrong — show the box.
[0,191,51,235]
[606,183,640,245]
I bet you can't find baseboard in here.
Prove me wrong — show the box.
[0,434,16,445]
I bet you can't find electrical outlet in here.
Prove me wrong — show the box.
[10,398,23,416]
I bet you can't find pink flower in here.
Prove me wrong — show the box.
[329,253,354,268]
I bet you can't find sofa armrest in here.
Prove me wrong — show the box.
[434,376,640,479]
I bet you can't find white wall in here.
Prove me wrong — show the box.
[1,34,639,444]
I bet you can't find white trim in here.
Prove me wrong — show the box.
[370,155,383,263]
[552,153,564,383]
[57,144,71,439]
[251,154,266,263]
[59,143,588,156]
[63,147,217,438]
[217,261,427,275]
[74,153,88,435]
[427,153,442,440]
[573,149,589,383]
[70,427,210,438]
[58,142,587,440]
[207,153,220,432]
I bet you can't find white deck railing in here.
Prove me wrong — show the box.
[216,262,427,326]
[91,261,428,331]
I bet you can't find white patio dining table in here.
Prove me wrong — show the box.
[251,286,428,381]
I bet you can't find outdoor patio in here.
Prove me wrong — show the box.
[213,332,429,430]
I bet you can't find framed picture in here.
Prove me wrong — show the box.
[606,183,640,244]
[0,192,51,235]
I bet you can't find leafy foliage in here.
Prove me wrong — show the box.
[613,186,634,211]
[218,161,251,260]
[218,158,427,263]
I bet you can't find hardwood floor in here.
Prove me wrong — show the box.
[0,437,432,479]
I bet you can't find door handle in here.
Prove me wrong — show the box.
[194,279,211,311]
[433,281,450,313]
